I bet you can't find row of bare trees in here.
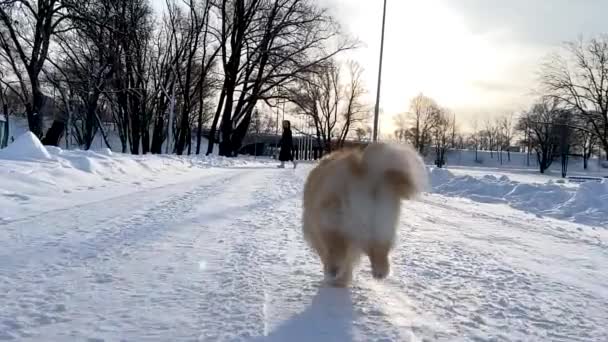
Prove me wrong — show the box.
[283,59,369,153]
[387,34,608,173]
[392,93,456,167]
[503,35,608,173]
[516,97,599,173]
[536,35,608,162]
[0,0,355,156]
[466,114,515,163]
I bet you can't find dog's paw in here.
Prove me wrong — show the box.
[371,264,390,280]
[327,266,339,278]
[324,266,353,287]
[327,278,350,288]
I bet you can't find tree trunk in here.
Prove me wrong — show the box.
[41,121,65,147]
[94,113,112,150]
[196,100,204,155]
[150,116,164,154]
[583,144,590,170]
[176,107,189,155]
[230,109,253,156]
[130,111,141,154]
[84,102,98,150]
[219,106,234,156]
[187,127,192,155]
[2,104,9,148]
[142,124,150,154]
[537,147,553,174]
[206,88,225,155]
[583,156,589,169]
[27,78,45,138]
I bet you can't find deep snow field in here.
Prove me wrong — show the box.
[0,132,607,341]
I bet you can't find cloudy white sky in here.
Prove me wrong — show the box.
[322,0,608,131]
[150,0,607,132]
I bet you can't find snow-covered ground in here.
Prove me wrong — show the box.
[1,133,607,341]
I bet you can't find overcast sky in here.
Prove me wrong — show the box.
[322,0,608,131]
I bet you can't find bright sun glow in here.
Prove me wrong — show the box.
[330,0,540,133]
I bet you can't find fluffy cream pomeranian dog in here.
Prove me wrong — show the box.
[302,142,428,287]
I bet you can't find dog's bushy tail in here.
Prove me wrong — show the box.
[361,142,429,199]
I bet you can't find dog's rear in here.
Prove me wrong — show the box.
[302,143,427,287]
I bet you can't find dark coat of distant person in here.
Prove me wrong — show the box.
[278,120,294,162]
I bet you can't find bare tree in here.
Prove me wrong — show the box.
[540,35,608,159]
[470,116,480,162]
[483,119,498,158]
[498,113,514,162]
[0,0,71,138]
[46,0,128,149]
[168,0,219,155]
[449,112,457,148]
[432,107,455,168]
[407,93,439,154]
[0,0,354,158]
[248,109,277,135]
[286,59,368,152]
[516,98,571,173]
[336,61,369,147]
[355,126,369,141]
[571,120,598,169]
[208,0,356,157]
[148,1,191,154]
[393,112,411,142]
[0,82,12,147]
[102,0,155,154]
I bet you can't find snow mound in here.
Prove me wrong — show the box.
[97,148,113,156]
[429,167,454,187]
[430,169,608,227]
[0,144,273,220]
[556,182,608,225]
[0,132,52,161]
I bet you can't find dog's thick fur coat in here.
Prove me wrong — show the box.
[302,142,428,287]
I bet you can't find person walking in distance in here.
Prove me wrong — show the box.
[278,120,297,168]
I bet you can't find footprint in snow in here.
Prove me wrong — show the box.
[2,192,30,202]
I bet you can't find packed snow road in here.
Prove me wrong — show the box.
[1,164,607,341]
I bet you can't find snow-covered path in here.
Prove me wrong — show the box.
[1,165,607,341]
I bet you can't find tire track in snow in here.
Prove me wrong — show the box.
[0,170,241,271]
[384,194,608,341]
[419,195,607,248]
[0,170,247,341]
[193,168,304,341]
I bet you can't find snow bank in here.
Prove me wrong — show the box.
[0,133,273,220]
[557,181,608,225]
[430,167,608,227]
[0,132,52,161]
[425,148,607,174]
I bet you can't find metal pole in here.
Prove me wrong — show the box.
[372,0,387,142]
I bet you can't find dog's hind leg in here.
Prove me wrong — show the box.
[366,241,392,279]
[321,229,355,287]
